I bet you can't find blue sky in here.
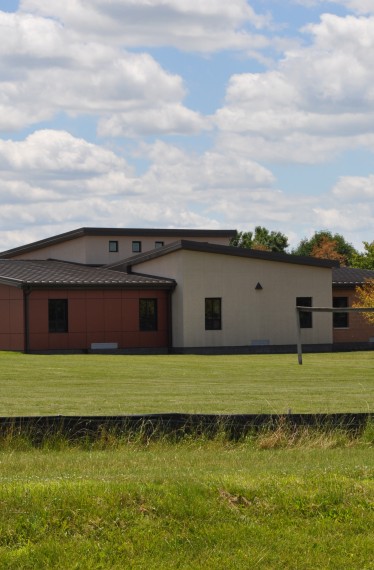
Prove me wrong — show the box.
[0,0,373,251]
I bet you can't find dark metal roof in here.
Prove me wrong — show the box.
[0,227,236,258]
[106,240,339,272]
[0,259,175,289]
[332,267,374,287]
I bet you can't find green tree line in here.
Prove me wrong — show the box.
[230,227,374,269]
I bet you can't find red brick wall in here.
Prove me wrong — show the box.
[333,288,374,343]
[27,288,169,351]
[0,284,24,350]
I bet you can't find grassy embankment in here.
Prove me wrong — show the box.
[0,351,372,568]
[0,432,373,569]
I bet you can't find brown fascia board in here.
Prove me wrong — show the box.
[33,277,175,291]
[22,282,175,291]
[111,240,340,272]
[0,227,237,258]
[0,275,175,291]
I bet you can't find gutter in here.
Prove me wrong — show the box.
[22,286,32,354]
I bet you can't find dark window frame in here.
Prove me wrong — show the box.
[205,298,222,330]
[297,297,312,329]
[139,298,158,331]
[109,240,119,252]
[48,299,68,333]
[132,241,142,253]
[155,241,164,249]
[333,297,349,328]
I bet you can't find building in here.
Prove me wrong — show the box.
[0,259,175,352]
[332,267,374,348]
[0,228,372,353]
[0,227,236,265]
[107,240,337,352]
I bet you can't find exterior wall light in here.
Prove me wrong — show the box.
[255,282,263,290]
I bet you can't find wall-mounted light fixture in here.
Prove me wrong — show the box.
[255,282,263,290]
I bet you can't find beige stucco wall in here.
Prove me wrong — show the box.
[84,235,231,265]
[134,249,333,348]
[9,234,231,264]
[8,237,88,263]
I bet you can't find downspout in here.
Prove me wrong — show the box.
[23,286,32,354]
[167,288,173,353]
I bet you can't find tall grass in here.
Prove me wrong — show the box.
[0,417,373,451]
[0,432,373,569]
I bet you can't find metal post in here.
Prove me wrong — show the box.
[295,306,374,364]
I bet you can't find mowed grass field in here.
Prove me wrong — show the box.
[0,351,373,568]
[0,351,373,415]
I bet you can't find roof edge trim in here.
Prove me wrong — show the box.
[108,240,340,270]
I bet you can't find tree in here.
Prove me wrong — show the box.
[353,279,374,325]
[310,236,347,265]
[350,241,374,270]
[230,227,289,253]
[252,226,289,253]
[292,231,357,265]
[229,231,253,249]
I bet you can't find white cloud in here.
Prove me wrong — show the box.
[332,175,374,200]
[0,11,204,135]
[215,13,374,163]
[98,105,210,138]
[294,0,374,15]
[0,131,138,228]
[0,129,371,252]
[311,175,374,247]
[331,1,373,15]
[0,3,373,254]
[19,0,271,52]
[313,204,374,233]
[0,130,129,177]
[0,130,292,249]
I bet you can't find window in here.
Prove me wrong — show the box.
[205,298,222,330]
[155,241,164,249]
[109,240,118,252]
[132,241,142,253]
[139,299,158,331]
[333,297,349,328]
[296,297,312,328]
[48,299,68,333]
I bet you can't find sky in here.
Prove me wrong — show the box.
[0,0,373,253]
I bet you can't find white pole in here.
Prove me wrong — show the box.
[295,306,374,365]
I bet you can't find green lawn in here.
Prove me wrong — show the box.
[0,351,373,415]
[0,351,373,568]
[0,441,373,569]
